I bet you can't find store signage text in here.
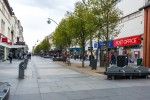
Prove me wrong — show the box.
[7,42,12,45]
[2,38,8,43]
[114,36,141,47]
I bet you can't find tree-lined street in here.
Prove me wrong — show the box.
[0,57,150,100]
[1,0,150,100]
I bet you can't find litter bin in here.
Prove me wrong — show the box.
[91,59,97,70]
[117,55,128,67]
[137,58,142,66]
[18,62,25,79]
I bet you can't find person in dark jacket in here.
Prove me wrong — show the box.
[111,53,116,65]
[8,51,13,63]
[89,54,95,66]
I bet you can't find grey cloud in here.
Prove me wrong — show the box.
[8,0,81,51]
[12,0,80,12]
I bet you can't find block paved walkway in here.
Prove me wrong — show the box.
[57,59,105,76]
[0,57,150,100]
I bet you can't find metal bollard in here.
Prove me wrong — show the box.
[18,62,25,79]
[24,58,28,69]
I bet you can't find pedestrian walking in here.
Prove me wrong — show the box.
[89,54,94,66]
[79,54,82,60]
[27,53,31,60]
[111,53,116,65]
[17,52,20,60]
[8,51,13,63]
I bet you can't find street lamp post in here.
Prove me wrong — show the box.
[47,18,58,25]
[82,0,93,67]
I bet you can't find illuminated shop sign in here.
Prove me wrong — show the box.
[114,35,141,47]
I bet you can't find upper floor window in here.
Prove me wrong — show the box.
[8,27,10,38]
[1,19,5,34]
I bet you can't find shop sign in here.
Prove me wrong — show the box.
[2,38,8,43]
[114,35,141,47]
[94,41,114,49]
[8,42,12,45]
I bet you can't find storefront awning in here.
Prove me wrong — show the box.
[11,45,28,48]
[69,48,81,51]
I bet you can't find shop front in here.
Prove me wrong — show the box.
[11,44,28,59]
[114,35,142,63]
[0,46,4,61]
[0,33,12,61]
[69,48,81,59]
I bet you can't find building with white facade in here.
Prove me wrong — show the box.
[46,33,55,51]
[87,0,149,66]
[113,0,148,61]
[0,0,27,61]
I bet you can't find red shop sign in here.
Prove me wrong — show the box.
[114,35,141,47]
[2,38,8,43]
[8,42,12,45]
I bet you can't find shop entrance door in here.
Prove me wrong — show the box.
[0,46,4,61]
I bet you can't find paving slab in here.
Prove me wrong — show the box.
[15,87,40,95]
[12,94,42,100]
[41,93,70,100]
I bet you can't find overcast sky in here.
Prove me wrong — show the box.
[9,0,81,52]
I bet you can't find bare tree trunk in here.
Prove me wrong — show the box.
[82,45,85,67]
[82,51,84,67]
[89,32,93,67]
[97,34,100,67]
[105,11,109,71]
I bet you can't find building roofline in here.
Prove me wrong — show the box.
[121,10,141,19]
[139,2,150,10]
[3,0,14,16]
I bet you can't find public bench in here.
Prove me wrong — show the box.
[0,82,10,100]
[105,65,150,79]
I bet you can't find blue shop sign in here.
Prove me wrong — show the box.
[94,41,114,49]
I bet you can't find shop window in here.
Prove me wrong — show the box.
[122,49,131,55]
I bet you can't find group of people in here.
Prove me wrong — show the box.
[17,52,26,60]
[73,54,89,61]
[8,51,31,63]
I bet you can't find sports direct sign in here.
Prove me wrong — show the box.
[114,35,141,47]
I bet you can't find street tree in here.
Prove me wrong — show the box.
[89,0,122,68]
[40,38,51,53]
[52,28,67,50]
[67,2,96,67]
[34,44,41,54]
[52,18,74,51]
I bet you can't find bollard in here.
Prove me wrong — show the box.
[24,58,28,69]
[18,62,25,79]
